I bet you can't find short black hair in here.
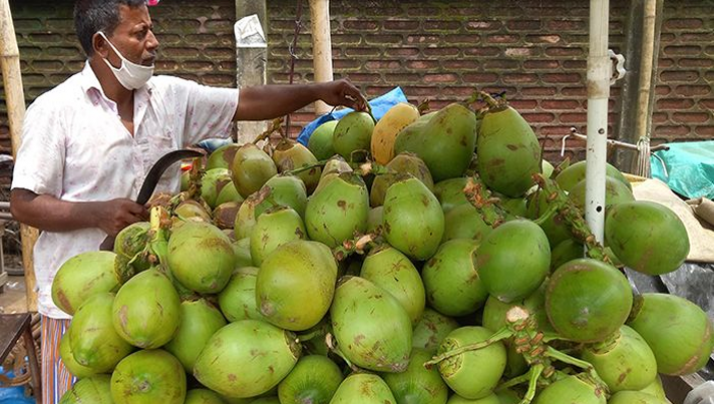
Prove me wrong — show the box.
[74,0,147,56]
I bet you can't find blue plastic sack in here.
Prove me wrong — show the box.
[296,87,409,146]
[0,367,33,404]
[651,140,714,200]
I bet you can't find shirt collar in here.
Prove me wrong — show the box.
[78,60,154,102]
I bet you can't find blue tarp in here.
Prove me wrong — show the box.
[651,140,714,200]
[296,87,409,146]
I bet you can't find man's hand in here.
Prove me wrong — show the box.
[91,198,148,237]
[317,79,368,111]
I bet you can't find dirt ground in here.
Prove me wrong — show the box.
[0,254,28,314]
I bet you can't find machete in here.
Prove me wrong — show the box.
[99,148,203,251]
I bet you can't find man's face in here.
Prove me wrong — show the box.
[100,4,159,67]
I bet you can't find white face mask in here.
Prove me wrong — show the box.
[98,31,154,90]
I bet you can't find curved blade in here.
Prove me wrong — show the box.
[136,149,203,205]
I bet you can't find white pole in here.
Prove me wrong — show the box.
[586,0,611,242]
[309,0,333,116]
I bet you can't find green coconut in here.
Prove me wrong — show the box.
[476,219,551,303]
[250,206,306,266]
[333,111,375,162]
[272,139,321,193]
[305,173,369,248]
[433,177,470,213]
[369,152,434,207]
[202,168,233,209]
[605,201,690,275]
[218,266,262,322]
[185,389,227,404]
[256,240,338,331]
[360,245,425,325]
[69,293,134,373]
[422,239,488,317]
[60,331,99,379]
[382,348,449,404]
[441,203,492,243]
[59,374,113,404]
[112,268,181,349]
[383,176,444,261]
[51,251,119,316]
[555,160,631,192]
[330,276,412,372]
[308,120,338,161]
[253,175,308,219]
[193,320,301,398]
[167,221,236,294]
[163,298,227,372]
[532,375,606,404]
[328,373,396,404]
[412,308,460,352]
[277,355,343,404]
[110,349,186,404]
[207,143,241,171]
[231,144,278,198]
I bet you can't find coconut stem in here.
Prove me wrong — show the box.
[417,99,431,115]
[423,327,514,368]
[531,174,612,264]
[253,117,284,144]
[545,346,608,392]
[497,363,544,404]
[333,233,379,262]
[325,333,358,371]
[464,176,507,228]
[284,159,329,176]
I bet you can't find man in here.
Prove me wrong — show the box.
[9,0,365,402]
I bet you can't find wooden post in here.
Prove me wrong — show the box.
[309,0,333,116]
[235,0,268,144]
[0,0,38,312]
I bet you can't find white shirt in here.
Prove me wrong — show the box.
[12,62,239,319]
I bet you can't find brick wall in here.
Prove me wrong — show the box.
[1,0,713,165]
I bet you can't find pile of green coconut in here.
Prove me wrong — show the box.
[54,92,712,404]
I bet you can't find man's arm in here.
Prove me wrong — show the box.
[10,188,147,237]
[234,79,367,121]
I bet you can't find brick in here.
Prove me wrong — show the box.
[442,87,481,97]
[507,20,541,31]
[699,99,714,110]
[655,85,672,96]
[672,112,710,124]
[21,74,46,86]
[13,19,43,30]
[463,73,499,84]
[656,99,695,110]
[521,87,557,96]
[486,34,521,44]
[558,113,587,124]
[366,86,402,97]
[184,34,220,46]
[465,20,503,31]
[18,46,43,58]
[481,86,517,96]
[509,100,538,110]
[385,73,421,83]
[444,35,481,44]
[27,33,63,44]
[31,60,64,72]
[562,60,586,70]
[541,100,581,110]
[45,18,74,30]
[505,47,542,57]
[547,20,586,32]
[370,8,403,18]
[523,6,568,17]
[407,60,442,70]
[441,60,478,70]
[423,47,460,57]
[522,113,556,123]
[483,59,520,70]
[695,126,714,137]
[664,18,704,30]
[545,47,585,57]
[658,58,676,68]
[707,71,714,82]
[680,33,714,43]
[675,85,711,96]
[540,125,575,136]
[407,35,441,45]
[383,20,421,31]
[423,20,461,32]
[706,46,714,56]
[402,86,440,97]
[463,47,500,57]
[659,33,676,43]
[406,7,442,17]
[163,47,202,58]
[156,61,180,72]
[181,61,215,72]
[543,73,581,84]
[663,46,702,56]
[271,73,303,83]
[383,48,419,58]
[424,73,459,84]
[525,34,562,44]
[503,73,538,84]
[365,60,401,70]
[523,60,560,70]
[333,59,363,70]
[678,58,714,68]
[344,20,380,32]
[660,70,700,82]
[345,48,382,57]
[365,35,404,46]
[652,112,668,124]
[654,125,691,137]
